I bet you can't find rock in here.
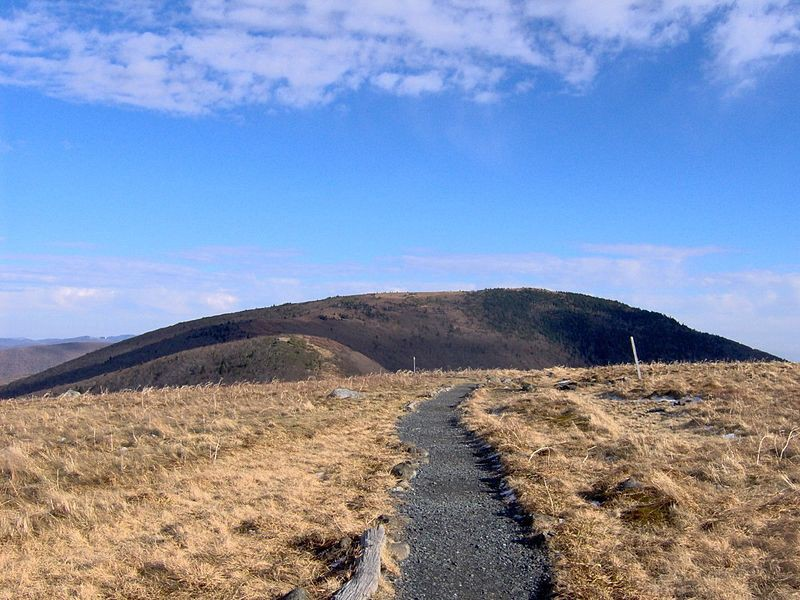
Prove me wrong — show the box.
[59,389,81,398]
[281,588,310,600]
[405,446,429,463]
[649,395,674,403]
[411,448,429,459]
[672,395,703,406]
[391,461,418,481]
[520,382,534,392]
[554,380,577,391]
[722,433,737,440]
[328,388,363,399]
[387,541,411,561]
[616,477,644,492]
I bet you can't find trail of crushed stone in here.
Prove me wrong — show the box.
[395,384,551,599]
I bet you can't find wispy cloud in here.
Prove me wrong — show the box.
[711,0,800,89]
[580,243,725,261]
[174,245,299,263]
[1,1,798,113]
[0,243,797,359]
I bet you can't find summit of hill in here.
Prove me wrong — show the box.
[0,288,779,398]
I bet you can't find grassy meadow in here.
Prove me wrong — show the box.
[0,373,455,599]
[463,361,800,599]
[1,361,798,599]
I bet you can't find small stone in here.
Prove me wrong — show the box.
[387,541,411,561]
[328,388,363,399]
[554,380,577,391]
[617,477,644,492]
[520,381,534,392]
[391,461,417,481]
[406,446,429,463]
[281,588,310,600]
[59,389,81,398]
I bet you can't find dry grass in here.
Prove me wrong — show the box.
[463,361,800,599]
[0,372,455,599]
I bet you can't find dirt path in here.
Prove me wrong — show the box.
[395,385,551,599]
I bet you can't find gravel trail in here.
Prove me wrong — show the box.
[395,384,551,599]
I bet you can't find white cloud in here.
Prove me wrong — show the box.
[374,71,446,96]
[711,0,800,87]
[581,243,725,261]
[52,286,115,308]
[1,1,798,112]
[203,291,239,311]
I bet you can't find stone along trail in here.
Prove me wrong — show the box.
[395,385,551,599]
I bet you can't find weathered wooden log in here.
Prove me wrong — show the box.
[333,525,386,600]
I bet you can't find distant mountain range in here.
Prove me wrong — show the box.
[0,336,132,385]
[0,335,133,349]
[0,289,779,398]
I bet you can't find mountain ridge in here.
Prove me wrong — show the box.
[0,341,114,385]
[0,335,133,349]
[0,288,779,398]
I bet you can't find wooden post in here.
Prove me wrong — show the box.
[630,336,642,381]
[333,525,386,600]
[413,356,416,374]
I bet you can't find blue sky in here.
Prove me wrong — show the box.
[1,1,799,360]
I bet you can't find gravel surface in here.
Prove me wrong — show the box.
[395,385,551,599]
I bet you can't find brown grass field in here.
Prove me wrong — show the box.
[2,362,798,599]
[463,361,800,599]
[0,373,456,599]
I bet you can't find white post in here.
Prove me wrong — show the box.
[413,356,416,373]
[630,336,642,380]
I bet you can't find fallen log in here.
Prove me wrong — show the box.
[333,525,386,600]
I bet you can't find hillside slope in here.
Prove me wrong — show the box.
[35,335,383,395]
[0,288,779,397]
[0,341,110,385]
